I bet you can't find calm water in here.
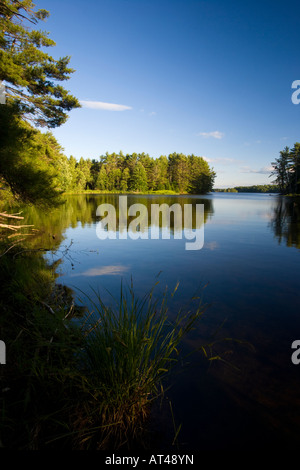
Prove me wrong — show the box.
[26,192,300,450]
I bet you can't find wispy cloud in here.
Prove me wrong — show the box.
[197,131,225,139]
[80,100,132,111]
[240,165,274,174]
[204,157,238,164]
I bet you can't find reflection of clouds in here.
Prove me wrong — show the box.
[259,212,273,221]
[74,265,129,277]
[205,241,219,250]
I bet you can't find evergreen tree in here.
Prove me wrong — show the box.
[129,161,148,192]
[289,143,300,194]
[0,1,80,206]
[271,147,290,193]
[120,167,130,191]
[188,155,215,194]
[271,144,300,194]
[96,167,108,190]
[168,153,189,192]
[0,0,80,128]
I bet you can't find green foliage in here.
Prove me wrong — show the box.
[0,103,64,206]
[59,151,216,195]
[270,143,300,195]
[73,281,206,449]
[0,0,80,128]
[0,0,80,207]
[129,161,148,192]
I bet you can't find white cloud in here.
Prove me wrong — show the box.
[211,157,237,163]
[203,156,241,165]
[197,131,225,139]
[80,100,132,111]
[240,165,274,174]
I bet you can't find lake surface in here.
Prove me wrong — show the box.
[26,192,300,450]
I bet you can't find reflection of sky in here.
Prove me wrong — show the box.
[72,265,129,277]
[50,193,300,326]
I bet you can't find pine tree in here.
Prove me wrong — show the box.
[129,162,148,192]
[120,167,130,191]
[0,0,80,127]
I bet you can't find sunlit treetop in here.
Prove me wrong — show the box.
[0,0,81,127]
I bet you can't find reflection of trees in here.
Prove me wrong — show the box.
[270,196,300,249]
[123,195,214,231]
[21,194,214,249]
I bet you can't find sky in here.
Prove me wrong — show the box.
[36,0,300,188]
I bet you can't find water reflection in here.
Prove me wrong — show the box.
[16,193,300,450]
[22,194,214,250]
[270,196,300,249]
[73,265,130,277]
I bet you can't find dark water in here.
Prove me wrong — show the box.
[26,192,300,450]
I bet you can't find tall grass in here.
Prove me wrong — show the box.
[0,236,209,450]
[72,280,206,450]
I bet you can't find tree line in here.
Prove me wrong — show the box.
[56,150,216,194]
[214,184,279,193]
[0,0,215,208]
[0,121,216,204]
[270,144,300,194]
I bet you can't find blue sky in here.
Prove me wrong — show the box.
[37,0,300,187]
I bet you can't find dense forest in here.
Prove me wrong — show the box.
[0,117,215,203]
[51,147,216,194]
[0,121,216,203]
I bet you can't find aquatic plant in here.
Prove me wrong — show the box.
[72,280,206,449]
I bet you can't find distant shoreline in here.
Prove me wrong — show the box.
[62,187,280,196]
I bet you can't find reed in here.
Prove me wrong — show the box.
[73,280,206,449]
